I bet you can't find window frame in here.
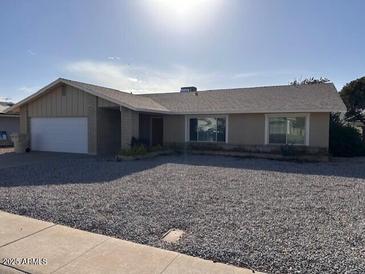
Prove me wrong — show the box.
[185,115,228,143]
[264,113,310,146]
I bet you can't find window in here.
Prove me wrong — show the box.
[267,115,307,145]
[0,131,8,141]
[189,117,226,142]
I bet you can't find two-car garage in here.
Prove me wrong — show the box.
[30,117,88,154]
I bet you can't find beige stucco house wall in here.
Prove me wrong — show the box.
[228,113,266,145]
[162,112,330,149]
[308,112,330,148]
[163,115,185,144]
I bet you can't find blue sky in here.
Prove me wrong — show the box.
[0,0,364,102]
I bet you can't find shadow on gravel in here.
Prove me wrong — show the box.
[0,153,364,187]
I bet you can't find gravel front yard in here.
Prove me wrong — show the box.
[0,154,364,273]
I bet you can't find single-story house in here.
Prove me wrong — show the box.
[5,78,346,155]
[0,102,19,146]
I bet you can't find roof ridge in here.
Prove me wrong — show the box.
[138,82,335,96]
[60,78,130,94]
[60,78,335,96]
[60,78,168,111]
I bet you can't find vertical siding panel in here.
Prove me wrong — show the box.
[53,88,57,116]
[75,88,79,116]
[40,95,44,116]
[76,89,81,116]
[76,89,80,116]
[66,88,71,116]
[83,92,87,116]
[57,87,62,116]
[28,102,32,117]
[43,92,46,116]
[31,101,35,117]
[36,100,39,116]
[30,101,34,117]
[50,89,54,116]
[37,98,41,116]
[73,88,78,115]
[46,92,51,116]
[34,99,39,117]
[61,87,66,115]
[58,87,62,115]
[71,87,76,115]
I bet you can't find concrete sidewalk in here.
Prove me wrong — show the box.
[0,211,260,274]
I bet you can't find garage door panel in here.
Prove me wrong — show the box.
[31,118,88,154]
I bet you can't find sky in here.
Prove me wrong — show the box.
[0,0,364,102]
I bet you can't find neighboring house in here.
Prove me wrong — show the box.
[0,102,19,146]
[5,78,346,155]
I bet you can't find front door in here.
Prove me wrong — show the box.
[151,117,163,146]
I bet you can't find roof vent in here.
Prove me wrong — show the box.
[180,86,197,93]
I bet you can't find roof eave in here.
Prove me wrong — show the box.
[153,108,347,115]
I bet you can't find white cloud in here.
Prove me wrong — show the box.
[18,86,39,94]
[232,72,260,79]
[64,60,217,93]
[107,56,121,61]
[127,77,139,82]
[64,60,313,93]
[0,96,11,102]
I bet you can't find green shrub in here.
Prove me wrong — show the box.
[149,144,163,152]
[121,145,148,156]
[280,144,298,156]
[329,113,365,157]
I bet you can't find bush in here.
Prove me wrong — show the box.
[131,137,149,147]
[121,145,148,156]
[329,113,365,157]
[149,144,163,152]
[280,144,299,156]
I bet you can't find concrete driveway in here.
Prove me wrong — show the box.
[0,149,91,169]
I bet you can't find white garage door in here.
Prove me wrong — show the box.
[31,117,88,154]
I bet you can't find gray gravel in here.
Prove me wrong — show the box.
[0,154,364,273]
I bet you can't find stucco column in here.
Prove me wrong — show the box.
[120,107,139,149]
[87,96,98,155]
[19,105,29,135]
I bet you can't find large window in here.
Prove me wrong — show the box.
[267,115,307,145]
[189,117,226,142]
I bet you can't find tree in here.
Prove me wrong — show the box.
[329,113,365,156]
[340,76,365,123]
[289,77,330,86]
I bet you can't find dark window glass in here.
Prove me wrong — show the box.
[217,118,226,142]
[189,118,197,141]
[269,117,306,145]
[189,117,226,142]
[198,118,217,142]
[269,117,287,144]
[287,117,305,145]
[0,131,7,141]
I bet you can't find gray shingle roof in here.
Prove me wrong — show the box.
[61,79,169,112]
[6,78,346,114]
[141,83,346,114]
